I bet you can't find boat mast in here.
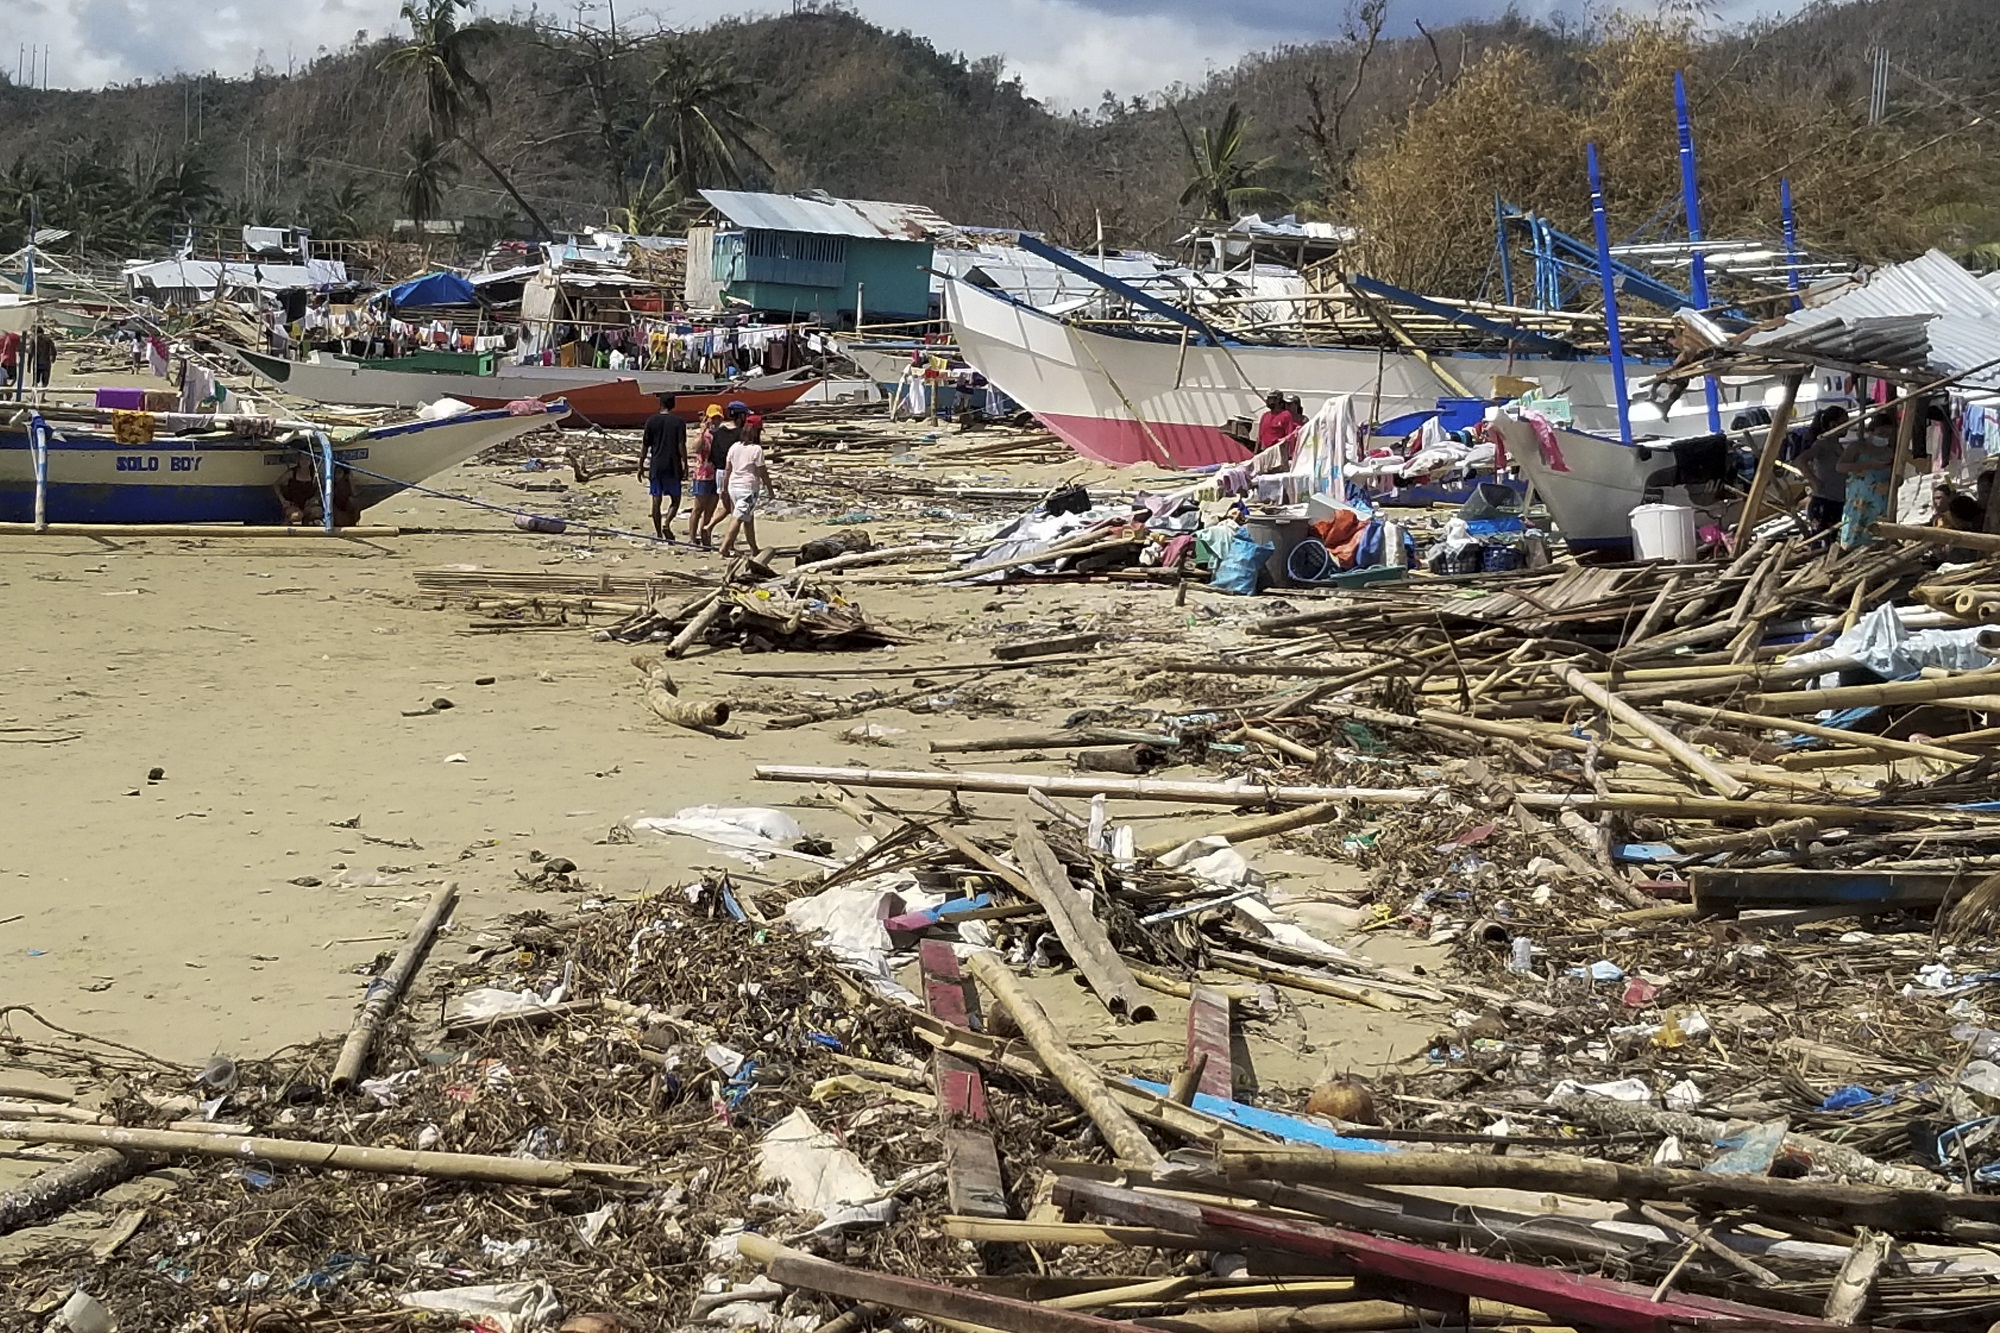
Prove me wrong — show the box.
[1674,72,1722,434]
[1585,143,1633,447]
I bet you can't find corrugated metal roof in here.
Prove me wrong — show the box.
[1738,250,2000,390]
[699,189,955,243]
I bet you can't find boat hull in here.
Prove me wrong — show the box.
[944,279,1792,471]
[462,377,823,429]
[1494,416,1712,553]
[225,346,801,410]
[0,405,561,525]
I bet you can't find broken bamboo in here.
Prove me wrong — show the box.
[329,883,457,1091]
[964,951,1166,1169]
[1552,663,1745,799]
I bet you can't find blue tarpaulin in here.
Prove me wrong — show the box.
[386,271,477,307]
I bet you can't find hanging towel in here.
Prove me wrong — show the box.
[110,410,155,445]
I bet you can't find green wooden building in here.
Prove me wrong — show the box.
[684,190,955,326]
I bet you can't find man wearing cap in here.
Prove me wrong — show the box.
[638,392,688,542]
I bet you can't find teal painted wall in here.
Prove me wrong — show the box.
[717,233,933,324]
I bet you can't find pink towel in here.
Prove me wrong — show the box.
[1524,412,1568,473]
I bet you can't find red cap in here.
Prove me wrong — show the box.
[745,413,764,428]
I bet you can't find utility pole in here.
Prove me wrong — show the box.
[1867,46,1890,124]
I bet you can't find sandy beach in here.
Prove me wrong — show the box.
[0,379,1439,1126]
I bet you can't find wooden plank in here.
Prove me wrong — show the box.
[1008,819,1155,1022]
[739,1235,1141,1333]
[1053,1179,1840,1333]
[1689,867,1976,914]
[1184,986,1235,1102]
[920,940,1009,1220]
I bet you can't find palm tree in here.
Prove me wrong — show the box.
[1175,102,1288,223]
[380,0,552,240]
[617,169,684,237]
[645,39,773,198]
[0,160,49,249]
[399,131,462,240]
[152,156,219,229]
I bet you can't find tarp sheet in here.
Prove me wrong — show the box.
[387,271,477,307]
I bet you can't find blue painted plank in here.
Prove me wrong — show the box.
[1125,1078,1393,1153]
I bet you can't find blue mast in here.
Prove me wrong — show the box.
[1780,178,1803,312]
[1586,143,1633,447]
[1674,72,1721,433]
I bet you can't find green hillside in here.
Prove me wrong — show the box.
[0,0,1992,290]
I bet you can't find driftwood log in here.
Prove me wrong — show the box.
[0,1148,144,1235]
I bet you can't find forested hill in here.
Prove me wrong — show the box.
[0,0,1995,294]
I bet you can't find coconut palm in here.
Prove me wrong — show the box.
[617,170,685,237]
[1175,102,1288,223]
[399,131,462,239]
[645,39,773,198]
[381,0,552,240]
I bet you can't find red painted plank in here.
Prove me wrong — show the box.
[1185,985,1235,1101]
[921,939,1009,1218]
[1053,1179,1832,1333]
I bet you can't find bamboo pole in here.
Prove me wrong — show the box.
[1136,802,1344,861]
[1742,669,2000,715]
[1657,700,1978,763]
[1874,522,2000,554]
[1206,951,1401,1012]
[664,592,727,658]
[1212,1146,1994,1228]
[329,884,457,1091]
[1735,372,1804,548]
[964,951,1165,1169]
[1412,707,1868,796]
[0,1120,631,1186]
[1551,664,1747,799]
[753,765,1979,824]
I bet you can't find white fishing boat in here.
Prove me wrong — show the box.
[224,345,801,411]
[944,277,1792,470]
[0,402,563,525]
[1491,413,1774,554]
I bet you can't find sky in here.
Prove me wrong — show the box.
[11,0,1803,109]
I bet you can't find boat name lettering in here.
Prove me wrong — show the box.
[115,456,160,472]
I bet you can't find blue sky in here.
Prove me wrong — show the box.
[17,0,1805,106]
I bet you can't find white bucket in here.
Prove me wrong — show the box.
[1629,503,1697,562]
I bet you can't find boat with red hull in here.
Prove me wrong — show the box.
[460,377,823,429]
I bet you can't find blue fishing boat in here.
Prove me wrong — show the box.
[0,402,563,526]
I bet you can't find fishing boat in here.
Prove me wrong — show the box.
[1489,413,1772,555]
[0,402,563,525]
[834,336,957,389]
[458,376,823,429]
[943,276,1793,471]
[223,345,804,411]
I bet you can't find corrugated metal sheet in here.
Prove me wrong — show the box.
[1738,249,2000,389]
[699,189,954,242]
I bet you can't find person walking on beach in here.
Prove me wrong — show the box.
[30,327,56,392]
[696,401,748,543]
[686,404,727,546]
[638,393,688,542]
[716,412,775,558]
